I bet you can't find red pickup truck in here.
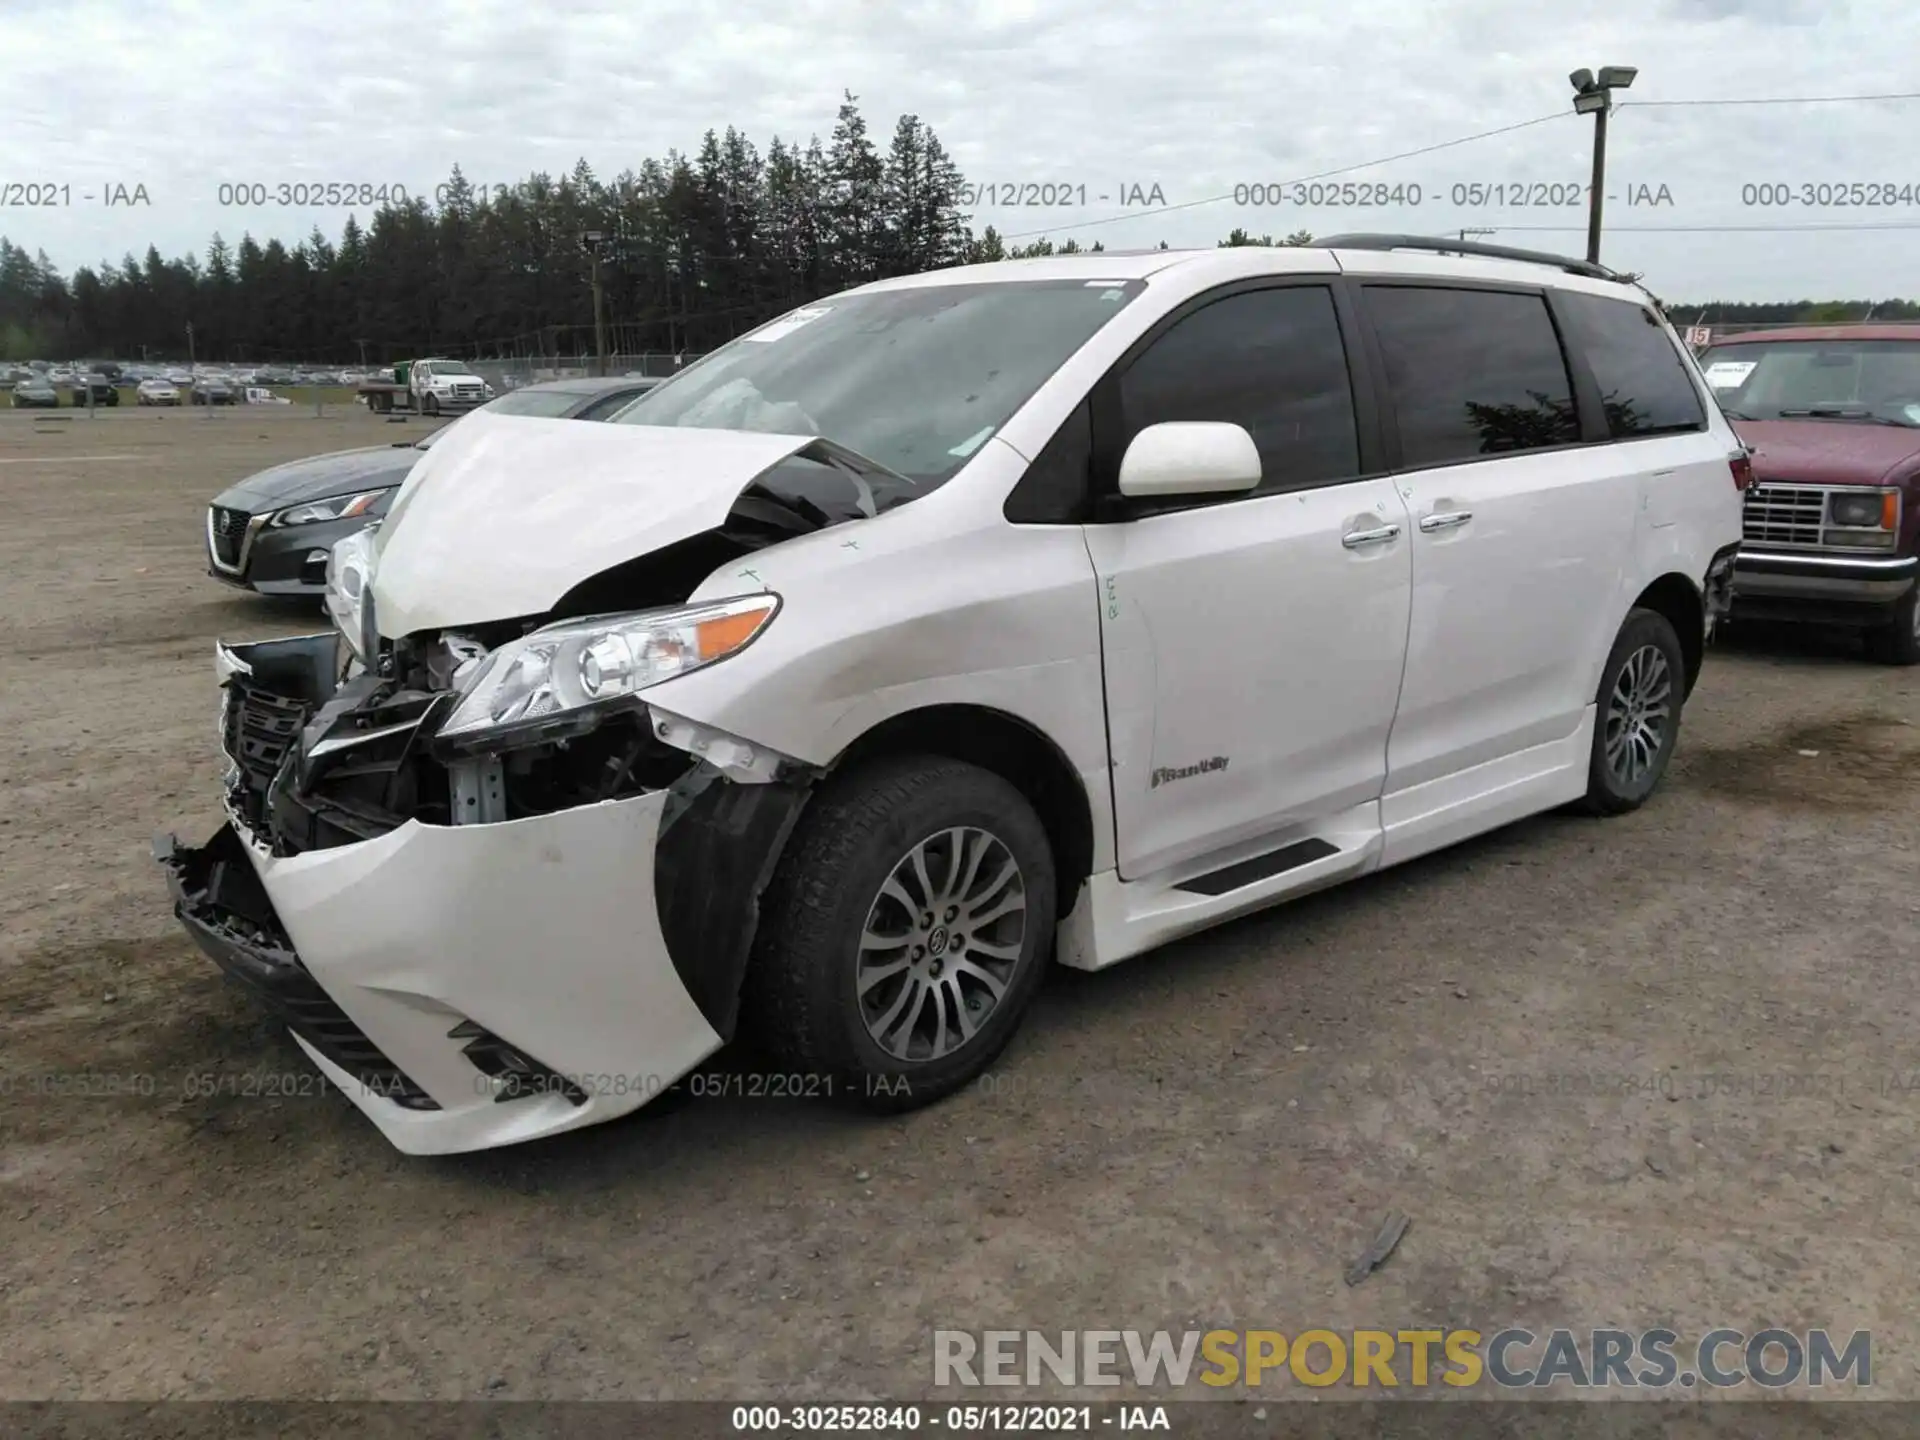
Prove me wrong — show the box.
[1702,324,1920,664]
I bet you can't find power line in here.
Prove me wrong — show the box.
[1000,109,1574,240]
[1620,91,1920,107]
[1472,222,1920,233]
[997,91,1920,244]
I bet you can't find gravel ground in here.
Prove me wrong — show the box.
[2,405,1917,1405]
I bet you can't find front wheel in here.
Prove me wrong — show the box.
[741,756,1056,1112]
[1580,608,1687,815]
[1867,584,1920,666]
[421,393,439,417]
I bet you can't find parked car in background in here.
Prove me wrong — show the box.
[68,373,119,406]
[1704,324,1920,664]
[161,238,1742,1155]
[203,375,660,596]
[137,378,182,406]
[11,376,60,407]
[165,369,194,385]
[190,378,236,406]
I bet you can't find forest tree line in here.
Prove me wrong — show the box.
[1,93,1913,363]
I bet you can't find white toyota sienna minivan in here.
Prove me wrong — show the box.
[160,235,1747,1154]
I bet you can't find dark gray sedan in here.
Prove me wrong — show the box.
[11,376,61,408]
[205,375,661,595]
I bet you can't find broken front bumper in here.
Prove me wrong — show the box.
[158,632,802,1155]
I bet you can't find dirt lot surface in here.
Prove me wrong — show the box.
[2,405,1918,1405]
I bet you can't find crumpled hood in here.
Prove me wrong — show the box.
[370,412,817,638]
[1733,419,1920,485]
[212,443,421,509]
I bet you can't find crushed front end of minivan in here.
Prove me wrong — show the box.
[156,411,915,1154]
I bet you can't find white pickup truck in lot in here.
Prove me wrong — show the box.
[356,358,493,416]
[158,236,1744,1155]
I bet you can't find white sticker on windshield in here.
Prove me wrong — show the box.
[948,425,996,458]
[742,306,832,343]
[1703,360,1757,389]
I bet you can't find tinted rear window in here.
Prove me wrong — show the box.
[1364,286,1579,466]
[1558,292,1705,438]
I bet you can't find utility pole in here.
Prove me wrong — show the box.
[1570,66,1637,265]
[581,230,609,377]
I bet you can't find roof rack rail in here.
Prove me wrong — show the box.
[1317,232,1627,282]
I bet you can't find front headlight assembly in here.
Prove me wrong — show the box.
[324,525,381,667]
[437,594,780,753]
[271,488,394,527]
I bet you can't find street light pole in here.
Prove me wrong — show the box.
[1570,66,1636,265]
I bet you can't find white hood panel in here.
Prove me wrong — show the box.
[370,413,815,637]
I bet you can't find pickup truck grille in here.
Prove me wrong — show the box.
[1742,483,1827,549]
[448,381,485,401]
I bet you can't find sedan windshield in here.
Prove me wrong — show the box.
[613,277,1147,484]
[1700,339,1920,425]
[408,386,590,450]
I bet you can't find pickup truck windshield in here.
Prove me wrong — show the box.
[1700,339,1920,426]
[613,277,1146,485]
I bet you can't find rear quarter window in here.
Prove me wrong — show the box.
[1557,291,1707,438]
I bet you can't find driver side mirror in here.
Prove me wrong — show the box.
[1117,422,1262,499]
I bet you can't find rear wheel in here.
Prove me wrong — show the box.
[741,756,1056,1112]
[1580,608,1686,815]
[1867,584,1920,666]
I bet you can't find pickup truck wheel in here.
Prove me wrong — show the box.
[741,756,1055,1113]
[1867,584,1920,666]
[422,393,439,417]
[1580,608,1686,816]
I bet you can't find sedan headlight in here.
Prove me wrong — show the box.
[438,594,780,751]
[324,526,381,666]
[271,489,394,527]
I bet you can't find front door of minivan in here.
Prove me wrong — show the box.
[1080,282,1414,882]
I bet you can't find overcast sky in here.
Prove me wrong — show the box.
[5,0,1919,302]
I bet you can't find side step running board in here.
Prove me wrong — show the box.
[1174,837,1341,897]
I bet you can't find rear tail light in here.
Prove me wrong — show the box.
[1729,450,1755,492]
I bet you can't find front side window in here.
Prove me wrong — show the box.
[615,278,1146,487]
[1115,285,1361,493]
[1365,286,1580,466]
[1557,292,1706,438]
[1697,339,1920,427]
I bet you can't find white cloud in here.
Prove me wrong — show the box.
[2,0,1917,297]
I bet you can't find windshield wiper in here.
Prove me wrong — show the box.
[1720,408,1759,421]
[1775,406,1915,425]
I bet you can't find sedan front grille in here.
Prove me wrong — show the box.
[1742,484,1827,549]
[209,505,249,566]
[221,681,310,828]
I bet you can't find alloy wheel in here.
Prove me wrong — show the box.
[1604,643,1673,786]
[856,826,1028,1063]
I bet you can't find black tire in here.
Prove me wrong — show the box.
[1866,584,1920,666]
[1580,607,1687,816]
[422,393,439,417]
[741,756,1056,1113]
